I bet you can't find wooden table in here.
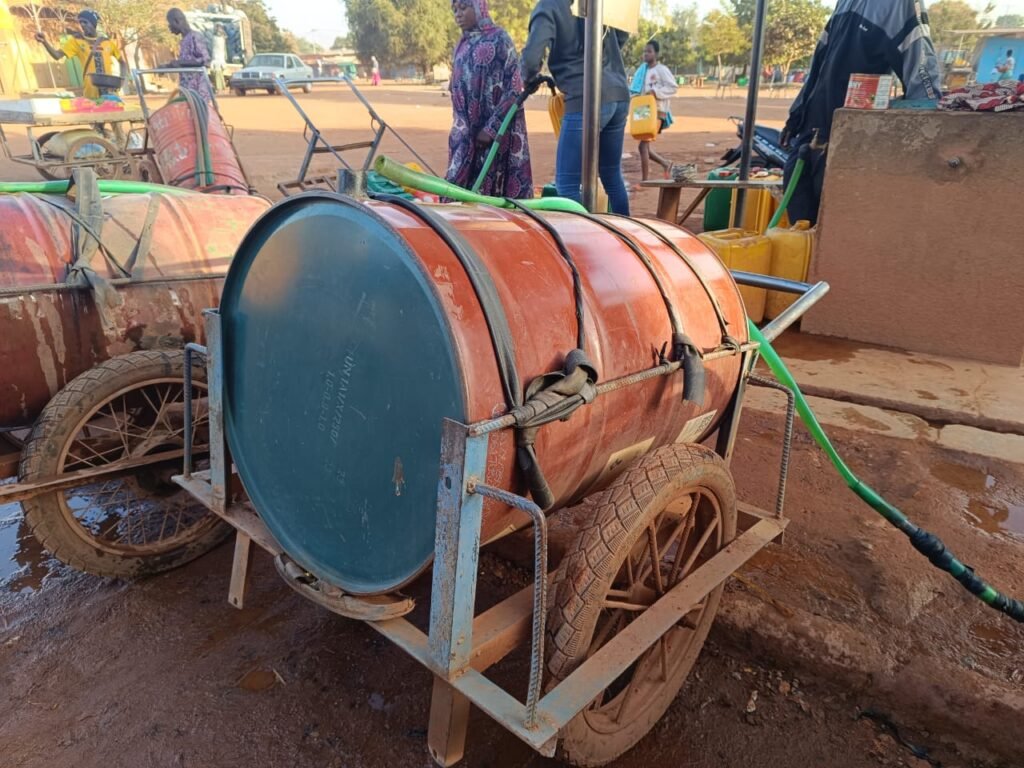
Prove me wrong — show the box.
[640,178,784,226]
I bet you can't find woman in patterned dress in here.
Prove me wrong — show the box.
[446,0,533,198]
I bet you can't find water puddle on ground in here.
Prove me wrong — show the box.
[928,461,1024,541]
[0,499,57,595]
[769,330,863,364]
[968,620,1023,668]
[237,669,279,691]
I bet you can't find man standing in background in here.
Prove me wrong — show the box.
[35,9,127,98]
[781,0,942,225]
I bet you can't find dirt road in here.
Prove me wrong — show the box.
[1,86,1021,768]
[0,83,793,216]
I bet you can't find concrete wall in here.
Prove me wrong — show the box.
[804,109,1024,367]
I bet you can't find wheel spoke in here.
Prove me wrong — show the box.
[676,514,720,582]
[647,523,665,595]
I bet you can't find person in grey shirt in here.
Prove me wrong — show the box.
[521,0,630,213]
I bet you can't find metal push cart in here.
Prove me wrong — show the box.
[268,75,438,196]
[0,97,144,180]
[173,272,828,765]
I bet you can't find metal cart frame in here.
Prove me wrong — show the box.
[268,75,438,196]
[0,103,145,180]
[173,271,828,764]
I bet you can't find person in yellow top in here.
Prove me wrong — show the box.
[36,10,127,98]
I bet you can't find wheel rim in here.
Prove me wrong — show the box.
[581,486,724,735]
[64,136,127,180]
[55,376,218,557]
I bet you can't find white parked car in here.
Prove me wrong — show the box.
[229,53,313,96]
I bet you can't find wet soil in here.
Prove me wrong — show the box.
[1,410,1021,768]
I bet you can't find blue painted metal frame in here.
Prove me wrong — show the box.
[429,419,489,677]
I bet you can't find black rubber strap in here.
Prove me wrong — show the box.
[505,200,586,351]
[561,210,707,405]
[570,211,684,338]
[606,213,736,346]
[370,194,523,411]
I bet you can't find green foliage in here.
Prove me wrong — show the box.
[995,14,1024,28]
[344,0,457,72]
[231,0,291,52]
[699,9,747,73]
[622,3,699,71]
[763,0,829,73]
[491,0,533,49]
[725,0,757,31]
[927,0,985,46]
[332,34,351,49]
[91,0,175,49]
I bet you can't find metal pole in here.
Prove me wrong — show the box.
[735,0,769,225]
[580,0,603,212]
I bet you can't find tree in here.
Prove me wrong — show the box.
[398,0,454,72]
[623,1,697,71]
[726,0,757,31]
[231,0,291,52]
[345,0,456,73]
[699,10,747,77]
[332,34,351,49]
[763,0,829,76]
[492,0,532,49]
[927,0,985,46]
[995,14,1024,28]
[91,0,177,67]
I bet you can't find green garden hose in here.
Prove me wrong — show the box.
[0,180,191,196]
[471,76,554,194]
[750,319,1024,624]
[471,102,521,194]
[375,156,587,213]
[766,157,803,230]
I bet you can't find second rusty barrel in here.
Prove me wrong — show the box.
[148,92,248,194]
[220,195,749,594]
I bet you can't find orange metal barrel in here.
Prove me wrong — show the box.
[149,98,248,194]
[221,196,750,594]
[0,192,269,427]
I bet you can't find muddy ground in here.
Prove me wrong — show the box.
[2,407,1021,768]
[2,86,1022,768]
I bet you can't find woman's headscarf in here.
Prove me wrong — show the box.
[454,0,494,32]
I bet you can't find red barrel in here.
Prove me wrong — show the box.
[221,197,750,594]
[149,96,248,194]
[0,192,269,427]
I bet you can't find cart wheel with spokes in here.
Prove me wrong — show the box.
[18,350,230,578]
[546,444,737,767]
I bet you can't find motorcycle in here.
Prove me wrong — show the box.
[719,116,790,170]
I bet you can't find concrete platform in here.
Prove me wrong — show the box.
[762,331,1024,437]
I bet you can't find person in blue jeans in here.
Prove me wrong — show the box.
[521,0,630,214]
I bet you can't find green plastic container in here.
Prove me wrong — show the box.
[702,167,737,231]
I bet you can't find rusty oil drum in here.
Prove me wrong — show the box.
[149,97,248,194]
[0,192,270,428]
[220,195,748,595]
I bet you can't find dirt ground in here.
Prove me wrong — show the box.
[0,83,793,217]
[1,85,1022,768]
[2,408,1021,768]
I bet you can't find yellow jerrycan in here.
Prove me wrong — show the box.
[629,93,659,141]
[765,221,815,320]
[697,228,772,323]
